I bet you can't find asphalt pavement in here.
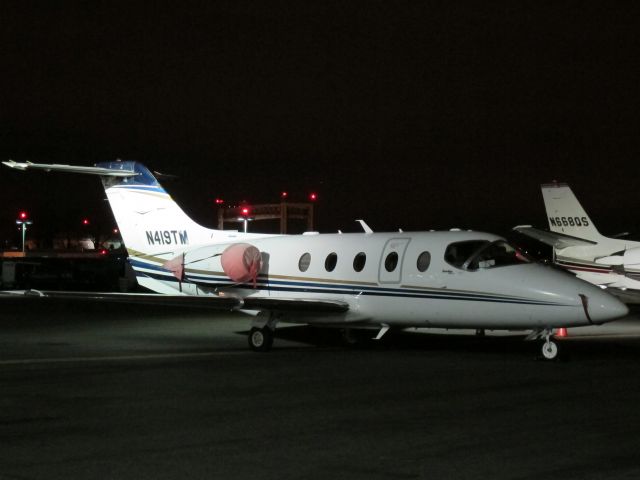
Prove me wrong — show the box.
[2,297,640,479]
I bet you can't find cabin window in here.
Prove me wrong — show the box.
[298,253,311,272]
[353,252,366,272]
[384,252,399,272]
[325,252,338,272]
[416,251,431,272]
[445,240,530,271]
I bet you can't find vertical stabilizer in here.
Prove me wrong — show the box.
[2,160,268,257]
[541,183,603,241]
[96,161,221,255]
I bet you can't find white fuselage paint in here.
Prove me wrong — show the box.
[128,227,622,330]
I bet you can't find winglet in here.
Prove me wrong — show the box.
[2,160,27,170]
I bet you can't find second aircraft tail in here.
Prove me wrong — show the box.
[541,183,604,242]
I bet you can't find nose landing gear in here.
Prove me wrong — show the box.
[541,336,559,360]
[539,329,560,361]
[527,328,562,361]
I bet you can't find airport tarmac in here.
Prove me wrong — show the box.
[2,297,640,479]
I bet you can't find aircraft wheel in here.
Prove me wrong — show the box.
[249,327,274,352]
[540,339,559,361]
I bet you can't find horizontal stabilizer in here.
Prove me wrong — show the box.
[514,226,597,249]
[2,160,137,177]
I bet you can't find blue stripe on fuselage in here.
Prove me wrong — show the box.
[129,258,570,307]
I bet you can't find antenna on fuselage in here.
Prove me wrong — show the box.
[356,219,373,234]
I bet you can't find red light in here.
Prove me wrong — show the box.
[82,218,90,225]
[19,211,28,220]
[215,198,224,205]
[309,192,317,201]
[281,191,288,199]
[241,207,250,216]
[100,249,108,255]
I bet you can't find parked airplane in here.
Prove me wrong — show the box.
[515,182,640,304]
[2,160,629,359]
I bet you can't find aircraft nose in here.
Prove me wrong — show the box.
[582,289,629,324]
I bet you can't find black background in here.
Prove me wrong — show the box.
[1,1,638,244]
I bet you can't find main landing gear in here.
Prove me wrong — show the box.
[248,326,274,352]
[248,312,278,352]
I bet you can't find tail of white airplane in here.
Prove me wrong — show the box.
[96,160,224,255]
[2,160,267,258]
[541,182,604,242]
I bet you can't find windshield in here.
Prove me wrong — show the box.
[445,240,530,271]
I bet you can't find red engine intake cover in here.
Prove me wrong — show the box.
[221,243,262,286]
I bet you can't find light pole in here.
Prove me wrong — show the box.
[16,211,33,253]
[239,206,251,233]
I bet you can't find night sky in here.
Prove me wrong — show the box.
[1,2,639,246]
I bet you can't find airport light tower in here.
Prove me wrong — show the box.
[16,211,32,253]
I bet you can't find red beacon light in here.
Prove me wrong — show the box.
[82,218,90,225]
[215,198,224,205]
[281,191,288,199]
[240,206,250,217]
[18,211,28,220]
[309,192,317,201]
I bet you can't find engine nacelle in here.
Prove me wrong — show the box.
[596,247,640,269]
[220,243,262,285]
[622,247,640,268]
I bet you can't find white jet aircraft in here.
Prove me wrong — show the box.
[2,160,629,359]
[515,182,640,304]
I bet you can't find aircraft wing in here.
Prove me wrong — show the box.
[241,297,349,313]
[0,290,350,313]
[0,290,240,309]
[513,226,597,249]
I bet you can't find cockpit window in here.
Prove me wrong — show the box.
[445,240,529,271]
[444,241,489,269]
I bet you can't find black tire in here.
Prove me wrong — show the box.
[249,327,274,352]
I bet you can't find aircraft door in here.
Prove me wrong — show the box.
[378,238,411,284]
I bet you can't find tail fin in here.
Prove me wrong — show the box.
[3,160,263,257]
[541,183,603,241]
[96,161,221,255]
